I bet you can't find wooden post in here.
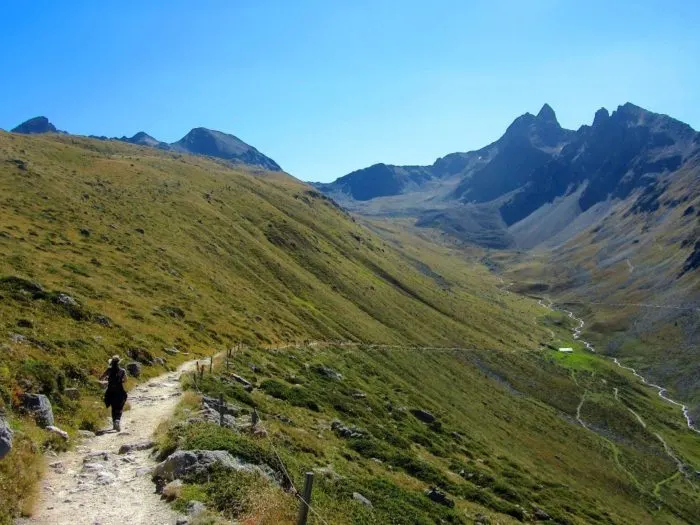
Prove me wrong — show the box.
[199,362,204,380]
[209,352,214,374]
[219,393,225,427]
[192,371,197,389]
[296,472,314,525]
[251,408,259,430]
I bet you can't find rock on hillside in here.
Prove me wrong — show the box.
[171,127,281,171]
[11,116,59,134]
[0,416,12,460]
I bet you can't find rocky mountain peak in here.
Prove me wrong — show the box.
[11,116,59,134]
[171,127,282,172]
[536,103,558,125]
[592,107,610,127]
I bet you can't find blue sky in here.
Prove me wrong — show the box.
[1,1,698,182]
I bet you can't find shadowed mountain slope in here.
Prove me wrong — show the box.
[11,116,60,135]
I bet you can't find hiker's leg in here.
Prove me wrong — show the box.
[112,403,123,431]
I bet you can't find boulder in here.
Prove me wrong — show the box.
[9,333,26,344]
[187,501,206,517]
[0,417,12,460]
[21,393,54,427]
[118,440,155,454]
[425,487,454,508]
[152,450,275,483]
[56,293,78,307]
[311,364,343,381]
[331,420,365,438]
[154,357,166,366]
[126,362,142,378]
[532,505,551,521]
[164,347,179,356]
[352,492,373,507]
[201,396,240,417]
[94,315,113,327]
[410,408,436,424]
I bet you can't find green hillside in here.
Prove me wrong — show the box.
[0,132,698,524]
[158,308,700,524]
[0,132,541,521]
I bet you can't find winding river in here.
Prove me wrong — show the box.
[540,299,699,434]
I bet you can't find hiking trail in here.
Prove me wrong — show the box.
[17,361,197,525]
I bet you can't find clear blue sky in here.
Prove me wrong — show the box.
[1,1,698,182]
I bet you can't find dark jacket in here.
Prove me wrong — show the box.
[103,366,127,408]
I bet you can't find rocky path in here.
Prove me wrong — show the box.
[17,361,196,525]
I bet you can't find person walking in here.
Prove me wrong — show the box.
[101,355,127,432]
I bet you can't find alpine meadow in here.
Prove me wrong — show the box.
[1,3,700,525]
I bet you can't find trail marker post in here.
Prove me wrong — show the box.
[296,471,314,525]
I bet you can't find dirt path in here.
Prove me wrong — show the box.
[17,361,197,525]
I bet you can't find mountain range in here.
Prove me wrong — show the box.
[315,103,699,250]
[10,116,282,172]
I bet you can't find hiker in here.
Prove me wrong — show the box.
[100,355,127,432]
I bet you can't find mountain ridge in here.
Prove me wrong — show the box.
[10,116,282,172]
[315,102,699,250]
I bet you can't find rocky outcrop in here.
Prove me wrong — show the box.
[152,450,275,483]
[126,362,142,378]
[331,420,366,438]
[0,416,12,459]
[11,116,59,134]
[410,408,436,424]
[21,393,54,427]
[424,486,454,508]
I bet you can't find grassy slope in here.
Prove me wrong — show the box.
[0,132,541,522]
[161,307,699,524]
[0,132,697,524]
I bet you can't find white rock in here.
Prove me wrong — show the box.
[46,426,69,440]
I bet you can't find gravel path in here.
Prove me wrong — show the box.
[17,361,196,525]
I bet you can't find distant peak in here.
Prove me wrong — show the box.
[536,103,558,124]
[11,116,59,134]
[593,107,610,127]
[616,102,646,118]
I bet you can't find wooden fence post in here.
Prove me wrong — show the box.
[210,352,214,374]
[296,472,314,525]
[219,393,225,427]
